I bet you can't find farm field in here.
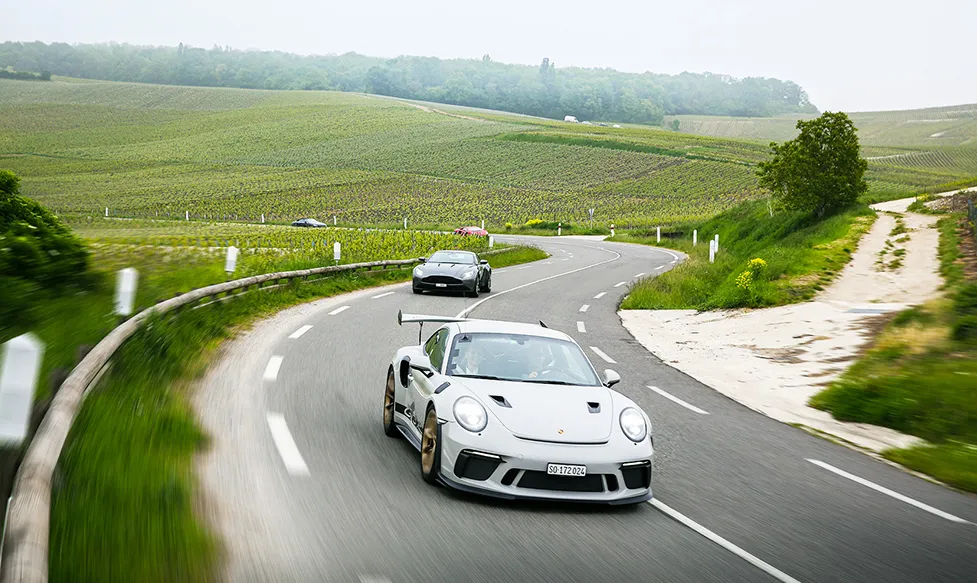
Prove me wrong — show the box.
[1,78,974,229]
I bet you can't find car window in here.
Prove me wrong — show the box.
[429,251,475,265]
[427,328,449,371]
[446,333,601,386]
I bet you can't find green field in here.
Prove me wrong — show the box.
[1,78,973,228]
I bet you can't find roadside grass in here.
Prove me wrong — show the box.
[809,215,977,492]
[613,200,875,309]
[46,244,545,582]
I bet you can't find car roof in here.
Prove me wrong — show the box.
[447,319,573,341]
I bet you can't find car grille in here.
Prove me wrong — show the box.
[424,275,462,284]
[517,471,605,493]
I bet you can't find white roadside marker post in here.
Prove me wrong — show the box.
[225,246,239,274]
[558,222,562,236]
[715,233,719,252]
[481,219,485,230]
[114,267,138,317]
[261,213,265,224]
[403,217,408,229]
[0,333,45,446]
[333,215,337,226]
[709,239,716,263]
[185,210,189,221]
[333,241,341,266]
[657,226,661,243]
[105,207,108,217]
[489,236,495,248]
[610,223,615,237]
[693,229,697,246]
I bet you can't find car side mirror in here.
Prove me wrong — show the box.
[602,369,621,387]
[480,259,488,265]
[410,355,436,378]
[418,257,427,263]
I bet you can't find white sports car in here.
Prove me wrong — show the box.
[383,311,654,504]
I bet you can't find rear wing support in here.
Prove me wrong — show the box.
[397,310,470,343]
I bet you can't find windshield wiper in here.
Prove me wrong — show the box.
[452,374,508,381]
[522,379,584,386]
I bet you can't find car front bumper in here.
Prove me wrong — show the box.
[413,276,477,292]
[437,420,654,504]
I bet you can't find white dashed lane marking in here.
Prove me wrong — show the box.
[371,291,395,299]
[806,459,970,524]
[649,499,803,583]
[593,292,607,299]
[266,413,310,477]
[634,272,646,278]
[614,281,628,288]
[577,321,586,333]
[288,325,313,339]
[647,385,710,415]
[655,266,664,270]
[328,305,350,316]
[263,356,284,382]
[589,346,616,364]
[579,304,590,313]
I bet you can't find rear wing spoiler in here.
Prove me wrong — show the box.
[397,310,470,342]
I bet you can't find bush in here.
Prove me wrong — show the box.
[953,284,977,317]
[0,169,91,289]
[952,316,977,342]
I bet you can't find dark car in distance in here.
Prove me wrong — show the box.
[412,250,491,297]
[291,218,327,228]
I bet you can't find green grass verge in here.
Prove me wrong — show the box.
[47,245,545,582]
[614,200,875,309]
[809,215,977,492]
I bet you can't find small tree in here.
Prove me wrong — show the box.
[757,112,867,217]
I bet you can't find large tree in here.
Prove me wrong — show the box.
[757,112,867,217]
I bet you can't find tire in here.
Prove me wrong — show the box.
[479,273,491,293]
[383,367,400,438]
[420,406,442,485]
[467,283,479,298]
[412,286,422,295]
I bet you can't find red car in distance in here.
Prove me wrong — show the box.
[454,226,488,237]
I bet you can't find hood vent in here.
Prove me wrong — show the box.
[490,395,512,408]
[587,402,601,413]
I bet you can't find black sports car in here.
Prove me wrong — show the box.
[412,250,492,297]
[291,218,327,228]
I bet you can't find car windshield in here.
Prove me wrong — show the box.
[428,251,475,265]
[446,332,601,386]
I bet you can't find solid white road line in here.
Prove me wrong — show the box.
[579,304,590,313]
[518,265,532,270]
[455,248,622,318]
[590,346,616,364]
[263,356,284,382]
[655,266,664,270]
[288,325,313,340]
[670,260,677,265]
[806,459,970,524]
[614,281,627,288]
[266,413,310,477]
[634,272,646,278]
[649,499,803,583]
[647,385,710,415]
[371,291,395,299]
[594,292,607,299]
[577,321,586,333]
[328,305,350,316]
[656,248,682,261]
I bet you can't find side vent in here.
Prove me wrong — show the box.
[587,402,601,413]
[490,395,512,408]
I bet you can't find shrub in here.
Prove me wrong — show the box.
[504,222,513,231]
[952,316,977,342]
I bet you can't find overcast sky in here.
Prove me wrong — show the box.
[3,0,975,112]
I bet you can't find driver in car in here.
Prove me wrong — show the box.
[527,345,555,379]
[452,344,483,376]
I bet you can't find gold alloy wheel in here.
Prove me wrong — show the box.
[421,409,438,476]
[383,372,395,427]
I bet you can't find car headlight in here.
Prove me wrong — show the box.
[620,407,647,442]
[413,266,423,275]
[461,269,477,279]
[453,396,488,432]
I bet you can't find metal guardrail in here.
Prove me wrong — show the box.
[0,257,430,583]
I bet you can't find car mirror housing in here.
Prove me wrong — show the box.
[410,355,436,378]
[480,259,488,265]
[602,369,621,387]
[418,257,427,263]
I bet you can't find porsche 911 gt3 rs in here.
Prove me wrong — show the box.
[383,311,654,504]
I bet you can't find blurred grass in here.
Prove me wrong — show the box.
[613,200,875,309]
[809,215,977,492]
[46,244,545,582]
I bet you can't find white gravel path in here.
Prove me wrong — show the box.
[620,194,952,453]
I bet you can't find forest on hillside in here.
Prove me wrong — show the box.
[0,41,818,123]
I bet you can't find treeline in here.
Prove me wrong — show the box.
[0,67,51,81]
[0,41,818,122]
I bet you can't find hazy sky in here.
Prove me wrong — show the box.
[3,0,975,112]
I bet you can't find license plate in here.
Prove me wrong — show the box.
[546,463,586,477]
[435,283,447,288]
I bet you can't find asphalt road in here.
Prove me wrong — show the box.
[196,236,977,583]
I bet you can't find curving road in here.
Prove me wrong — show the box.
[196,236,977,583]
